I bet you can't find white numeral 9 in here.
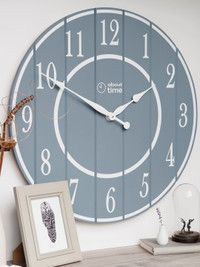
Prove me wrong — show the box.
[36,62,57,89]
[139,172,149,198]
[22,105,32,133]
[166,63,175,88]
[70,178,79,205]
[101,19,119,46]
[41,148,51,176]
[106,187,116,213]
[179,103,188,128]
[166,143,175,167]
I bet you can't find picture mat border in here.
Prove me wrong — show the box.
[14,181,82,267]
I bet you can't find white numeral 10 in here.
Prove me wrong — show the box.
[41,148,51,176]
[106,187,116,213]
[70,178,79,205]
[36,62,57,89]
[22,105,32,133]
[101,19,119,46]
[139,172,149,198]
[166,143,175,167]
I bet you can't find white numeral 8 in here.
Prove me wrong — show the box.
[41,148,51,176]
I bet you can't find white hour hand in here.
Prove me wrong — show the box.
[113,86,152,116]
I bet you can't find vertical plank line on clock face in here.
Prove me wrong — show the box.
[175,48,178,181]
[149,22,152,207]
[64,17,68,183]
[33,43,37,184]
[122,10,125,220]
[94,8,97,222]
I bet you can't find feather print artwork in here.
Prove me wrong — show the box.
[40,201,57,243]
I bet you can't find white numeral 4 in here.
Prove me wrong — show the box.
[70,178,79,205]
[139,172,149,198]
[166,143,175,167]
[106,187,116,213]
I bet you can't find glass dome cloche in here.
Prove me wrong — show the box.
[172,183,200,243]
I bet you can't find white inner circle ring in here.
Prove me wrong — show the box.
[54,54,162,179]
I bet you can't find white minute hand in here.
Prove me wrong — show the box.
[42,73,110,117]
[113,86,153,116]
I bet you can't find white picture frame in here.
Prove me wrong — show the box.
[14,181,82,267]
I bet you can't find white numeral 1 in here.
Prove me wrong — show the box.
[166,143,175,167]
[143,33,149,59]
[106,187,116,213]
[22,105,32,133]
[41,148,51,176]
[70,178,79,205]
[139,173,149,198]
[66,30,84,57]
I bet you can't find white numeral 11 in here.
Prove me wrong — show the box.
[66,30,84,57]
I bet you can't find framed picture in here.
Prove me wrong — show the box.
[14,181,82,267]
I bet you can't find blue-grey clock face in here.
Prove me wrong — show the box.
[10,8,197,222]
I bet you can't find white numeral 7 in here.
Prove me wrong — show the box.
[70,178,79,205]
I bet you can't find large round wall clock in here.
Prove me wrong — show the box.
[9,8,197,223]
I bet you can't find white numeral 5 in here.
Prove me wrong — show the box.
[140,172,149,198]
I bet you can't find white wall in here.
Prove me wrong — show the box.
[0,0,200,260]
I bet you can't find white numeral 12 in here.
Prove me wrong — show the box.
[101,19,119,46]
[70,178,79,205]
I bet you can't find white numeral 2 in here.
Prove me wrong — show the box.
[139,173,149,198]
[41,148,51,176]
[106,187,116,213]
[22,105,32,133]
[166,63,175,88]
[166,143,175,167]
[101,19,119,46]
[70,178,79,205]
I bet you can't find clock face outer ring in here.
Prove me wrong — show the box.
[9,8,197,222]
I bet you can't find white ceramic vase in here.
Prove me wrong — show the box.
[0,213,6,265]
[157,224,168,245]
